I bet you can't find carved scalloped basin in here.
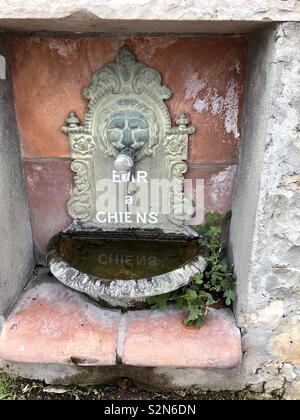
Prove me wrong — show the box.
[47,231,206,309]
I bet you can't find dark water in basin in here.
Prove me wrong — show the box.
[58,235,199,280]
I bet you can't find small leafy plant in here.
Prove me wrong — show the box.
[147,212,236,328]
[0,373,21,400]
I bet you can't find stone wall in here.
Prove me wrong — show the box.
[0,1,299,32]
[0,38,35,320]
[0,6,299,400]
[229,22,300,399]
[5,36,247,261]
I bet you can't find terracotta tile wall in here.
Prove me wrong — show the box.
[6,36,247,261]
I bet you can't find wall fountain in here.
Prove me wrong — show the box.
[47,46,206,308]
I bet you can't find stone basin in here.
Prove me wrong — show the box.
[47,230,206,309]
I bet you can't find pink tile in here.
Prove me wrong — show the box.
[121,308,241,368]
[6,36,246,162]
[185,165,237,215]
[23,160,73,261]
[0,275,120,365]
[0,276,241,369]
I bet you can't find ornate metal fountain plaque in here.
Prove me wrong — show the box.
[48,47,205,308]
[62,46,196,233]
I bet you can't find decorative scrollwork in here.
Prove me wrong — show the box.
[52,47,201,308]
[163,113,196,226]
[72,135,94,155]
[61,47,195,230]
[68,160,94,222]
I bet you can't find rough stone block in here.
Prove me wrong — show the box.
[0,1,299,32]
[0,37,35,316]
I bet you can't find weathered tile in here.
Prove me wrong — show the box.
[185,165,237,215]
[6,36,246,162]
[139,37,247,164]
[0,275,120,365]
[121,308,241,368]
[0,275,241,369]
[23,160,73,261]
[23,160,236,260]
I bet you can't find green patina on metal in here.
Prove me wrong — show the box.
[61,46,196,232]
[48,46,204,309]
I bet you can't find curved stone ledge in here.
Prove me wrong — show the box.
[0,275,241,370]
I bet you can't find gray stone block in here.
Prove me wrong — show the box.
[0,37,35,317]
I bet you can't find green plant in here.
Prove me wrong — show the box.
[0,373,23,400]
[147,212,236,328]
